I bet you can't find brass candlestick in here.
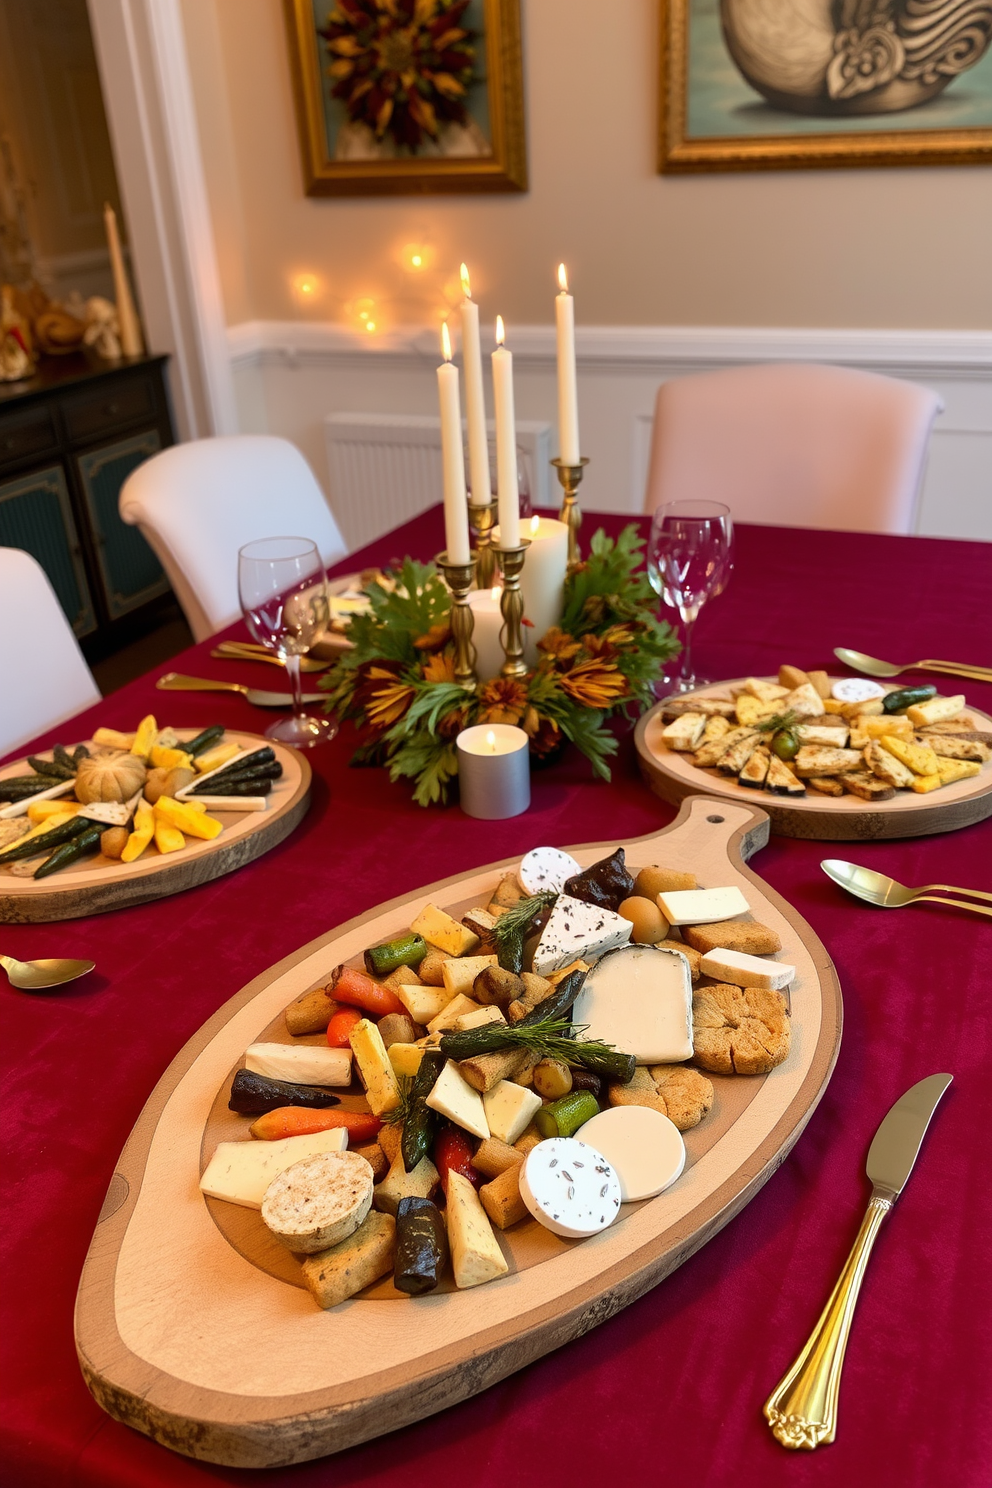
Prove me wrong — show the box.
[467,500,498,590]
[494,539,530,679]
[436,551,478,692]
[552,456,589,565]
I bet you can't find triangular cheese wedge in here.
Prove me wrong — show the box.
[532,894,632,976]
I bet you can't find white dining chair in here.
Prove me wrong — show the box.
[118,435,349,642]
[0,547,101,759]
[643,363,943,534]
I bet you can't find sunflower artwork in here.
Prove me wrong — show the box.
[320,527,680,806]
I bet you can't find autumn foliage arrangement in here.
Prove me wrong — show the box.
[321,526,680,806]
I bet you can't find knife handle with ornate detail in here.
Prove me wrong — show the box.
[764,1192,891,1449]
[764,1072,952,1451]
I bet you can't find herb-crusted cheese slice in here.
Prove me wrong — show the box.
[531,894,632,976]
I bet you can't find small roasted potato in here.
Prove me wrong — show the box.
[418,948,452,986]
[376,1012,419,1047]
[532,1058,572,1100]
[633,864,697,898]
[162,765,196,797]
[473,965,524,1008]
[100,826,129,860]
[143,767,171,805]
[617,895,669,944]
[285,986,336,1036]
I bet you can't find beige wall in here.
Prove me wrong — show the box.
[185,0,992,333]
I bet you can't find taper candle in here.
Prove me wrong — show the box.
[437,321,469,566]
[459,264,491,507]
[555,263,579,466]
[491,316,519,549]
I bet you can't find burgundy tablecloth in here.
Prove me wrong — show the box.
[2,510,990,1488]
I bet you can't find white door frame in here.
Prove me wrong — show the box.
[86,0,236,441]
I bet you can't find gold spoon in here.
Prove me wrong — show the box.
[0,954,96,990]
[211,642,329,673]
[822,860,992,920]
[834,648,992,684]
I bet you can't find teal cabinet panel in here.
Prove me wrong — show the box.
[0,465,96,636]
[77,432,170,619]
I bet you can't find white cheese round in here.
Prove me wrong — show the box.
[831,677,887,703]
[574,1107,685,1202]
[519,1137,622,1238]
[517,846,581,896]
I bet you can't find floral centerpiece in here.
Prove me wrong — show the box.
[321,526,679,806]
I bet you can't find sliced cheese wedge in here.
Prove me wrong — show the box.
[656,885,749,926]
[572,944,693,1063]
[244,1043,352,1086]
[698,948,795,991]
[199,1127,348,1209]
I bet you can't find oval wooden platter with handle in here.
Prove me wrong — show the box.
[635,681,992,841]
[0,732,311,923]
[75,797,842,1469]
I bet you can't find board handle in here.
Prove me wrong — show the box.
[626,796,771,868]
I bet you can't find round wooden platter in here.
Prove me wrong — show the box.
[75,796,842,1469]
[0,733,311,923]
[635,679,992,841]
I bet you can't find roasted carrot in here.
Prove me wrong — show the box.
[249,1107,382,1143]
[326,1006,363,1047]
[330,964,405,1019]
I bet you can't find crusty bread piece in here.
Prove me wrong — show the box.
[794,745,864,778]
[734,694,781,727]
[807,669,833,700]
[351,1141,389,1182]
[864,740,915,789]
[647,1066,714,1130]
[661,696,736,719]
[378,1121,403,1164]
[479,1163,528,1230]
[301,1210,395,1310]
[472,1136,524,1179]
[682,920,782,956]
[795,723,850,748]
[916,733,991,763]
[701,714,733,744]
[839,770,896,802]
[778,665,809,689]
[634,865,698,896]
[656,938,702,980]
[418,947,453,986]
[693,726,755,769]
[919,717,992,743]
[692,983,791,1076]
[906,695,966,727]
[805,776,845,796]
[661,712,708,751]
[743,677,789,702]
[782,682,826,719]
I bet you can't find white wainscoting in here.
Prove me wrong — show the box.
[228,321,992,544]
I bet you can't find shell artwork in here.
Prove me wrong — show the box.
[720,0,992,115]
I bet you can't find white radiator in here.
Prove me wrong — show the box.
[323,413,552,551]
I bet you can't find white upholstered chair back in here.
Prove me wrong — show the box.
[643,363,942,534]
[0,548,100,758]
[119,436,349,642]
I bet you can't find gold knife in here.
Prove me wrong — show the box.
[764,1071,952,1450]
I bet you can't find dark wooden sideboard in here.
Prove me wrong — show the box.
[0,351,176,659]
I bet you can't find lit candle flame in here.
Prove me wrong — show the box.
[460,263,471,298]
[441,320,452,362]
[557,263,569,294]
[486,730,497,753]
[495,315,505,346]
[530,514,540,534]
[490,586,500,602]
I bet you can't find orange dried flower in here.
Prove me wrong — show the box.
[477,677,528,725]
[537,627,581,663]
[560,658,628,709]
[414,623,452,652]
[422,650,456,684]
[355,662,416,731]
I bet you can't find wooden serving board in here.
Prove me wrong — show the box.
[0,733,311,923]
[635,680,992,841]
[75,797,842,1468]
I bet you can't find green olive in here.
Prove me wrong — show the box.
[772,728,799,761]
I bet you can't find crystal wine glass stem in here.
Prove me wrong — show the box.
[283,652,304,720]
[680,611,696,687]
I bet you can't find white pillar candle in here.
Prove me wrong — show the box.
[491,316,519,549]
[555,263,579,465]
[460,265,491,507]
[493,515,569,665]
[456,724,530,820]
[467,585,504,681]
[437,321,469,566]
[103,201,144,358]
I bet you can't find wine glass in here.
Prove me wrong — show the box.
[237,537,338,748]
[647,501,734,693]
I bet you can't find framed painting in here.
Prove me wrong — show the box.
[659,1,992,171]
[284,0,527,195]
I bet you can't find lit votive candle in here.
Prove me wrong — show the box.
[467,585,504,682]
[456,724,530,820]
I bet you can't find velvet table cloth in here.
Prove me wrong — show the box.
[2,509,990,1488]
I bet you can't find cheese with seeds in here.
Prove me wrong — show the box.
[517,845,581,896]
[519,1137,622,1238]
[531,893,632,976]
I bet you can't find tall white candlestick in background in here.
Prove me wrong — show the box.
[467,585,504,681]
[460,264,491,507]
[103,201,144,357]
[555,263,579,465]
[437,321,469,565]
[493,514,569,666]
[491,316,519,549]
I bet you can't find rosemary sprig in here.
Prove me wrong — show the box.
[380,1074,415,1125]
[492,891,556,951]
[755,708,799,734]
[439,1016,636,1081]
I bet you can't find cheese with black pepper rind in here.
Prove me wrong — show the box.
[531,893,632,976]
[519,1137,622,1238]
[517,845,581,896]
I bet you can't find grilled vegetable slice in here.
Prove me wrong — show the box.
[882,684,937,714]
[34,823,103,878]
[184,724,226,757]
[534,1090,600,1139]
[228,1067,341,1114]
[401,1049,445,1173]
[0,815,92,864]
[26,755,75,780]
[364,932,428,978]
[393,1196,448,1295]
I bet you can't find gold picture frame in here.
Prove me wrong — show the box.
[659,1,992,173]
[284,0,527,195]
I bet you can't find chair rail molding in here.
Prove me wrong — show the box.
[87,0,238,441]
[229,320,992,543]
